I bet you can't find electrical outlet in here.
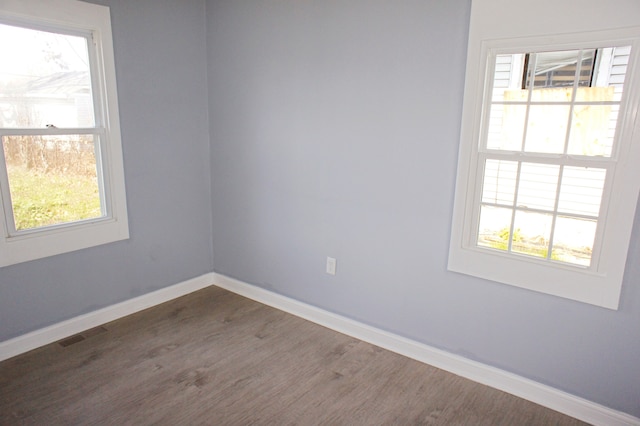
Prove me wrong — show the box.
[326,257,337,275]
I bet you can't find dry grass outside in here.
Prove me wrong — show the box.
[3,135,103,230]
[7,164,102,230]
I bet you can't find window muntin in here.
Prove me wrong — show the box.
[474,46,630,268]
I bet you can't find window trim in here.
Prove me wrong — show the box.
[448,0,640,309]
[0,0,128,267]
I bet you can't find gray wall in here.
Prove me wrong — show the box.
[0,0,212,340]
[207,0,640,417]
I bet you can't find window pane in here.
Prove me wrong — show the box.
[524,105,570,153]
[524,50,594,94]
[557,167,606,217]
[552,216,597,267]
[2,134,102,231]
[517,163,559,211]
[482,159,518,205]
[0,24,94,129]
[477,205,512,250]
[511,211,552,258]
[531,50,582,88]
[486,104,526,151]
[576,46,631,102]
[491,54,525,102]
[568,105,616,157]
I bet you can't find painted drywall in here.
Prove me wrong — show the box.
[0,0,212,341]
[207,0,640,417]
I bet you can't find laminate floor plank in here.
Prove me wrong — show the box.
[0,286,588,425]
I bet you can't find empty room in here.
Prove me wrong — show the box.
[1,0,639,424]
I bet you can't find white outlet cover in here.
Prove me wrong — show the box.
[326,257,337,275]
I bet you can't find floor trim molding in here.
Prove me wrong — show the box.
[0,273,216,362]
[1,271,637,425]
[212,273,640,426]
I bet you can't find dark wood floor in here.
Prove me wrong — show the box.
[0,286,587,425]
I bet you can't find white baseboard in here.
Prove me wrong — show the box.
[212,273,640,426]
[1,271,637,425]
[0,273,216,362]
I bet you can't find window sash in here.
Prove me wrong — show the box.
[0,21,103,130]
[481,48,626,158]
[470,152,613,268]
[0,128,109,237]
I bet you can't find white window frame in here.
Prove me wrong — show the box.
[448,0,640,309]
[0,0,128,267]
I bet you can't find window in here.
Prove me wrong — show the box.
[479,46,629,267]
[448,0,640,309]
[0,0,128,267]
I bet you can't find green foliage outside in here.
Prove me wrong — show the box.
[489,227,560,261]
[8,165,101,230]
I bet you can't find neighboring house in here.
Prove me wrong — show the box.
[0,70,92,129]
[494,47,630,94]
